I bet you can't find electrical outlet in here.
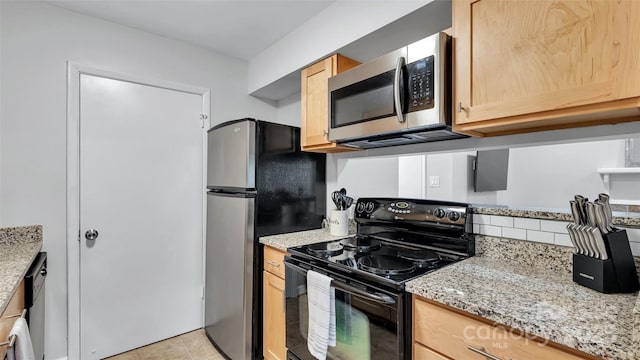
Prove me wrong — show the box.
[429,176,440,187]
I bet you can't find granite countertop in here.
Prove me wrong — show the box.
[0,225,43,315]
[406,236,639,359]
[259,228,355,252]
[472,204,640,228]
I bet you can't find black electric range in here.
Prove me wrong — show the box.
[284,197,475,360]
[287,197,475,291]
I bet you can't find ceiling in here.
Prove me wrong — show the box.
[46,0,335,60]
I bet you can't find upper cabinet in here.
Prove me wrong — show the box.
[452,0,640,136]
[301,54,361,153]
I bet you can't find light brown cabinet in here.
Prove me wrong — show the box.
[301,54,361,153]
[452,0,640,136]
[263,246,287,360]
[412,296,594,360]
[0,280,25,357]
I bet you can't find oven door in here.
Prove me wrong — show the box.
[285,261,404,360]
[328,47,408,142]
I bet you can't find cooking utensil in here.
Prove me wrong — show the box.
[584,202,602,258]
[569,200,583,253]
[566,224,581,254]
[593,201,610,234]
[331,191,344,210]
[574,195,588,225]
[586,225,600,258]
[585,202,598,228]
[344,196,354,209]
[579,225,596,257]
[570,200,582,225]
[589,227,609,261]
[598,193,616,232]
[571,223,589,256]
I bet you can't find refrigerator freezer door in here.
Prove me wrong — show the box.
[207,119,256,189]
[205,192,255,360]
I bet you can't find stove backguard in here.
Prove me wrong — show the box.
[354,198,474,257]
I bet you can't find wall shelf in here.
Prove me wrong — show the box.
[597,168,640,205]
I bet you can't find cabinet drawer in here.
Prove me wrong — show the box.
[264,246,286,279]
[0,280,25,356]
[413,342,451,360]
[413,297,589,360]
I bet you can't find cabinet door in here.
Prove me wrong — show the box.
[413,297,589,360]
[413,342,451,360]
[263,271,286,360]
[301,54,361,152]
[0,281,24,356]
[264,245,286,279]
[301,57,333,148]
[453,0,640,129]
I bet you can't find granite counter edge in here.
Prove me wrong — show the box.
[0,243,43,315]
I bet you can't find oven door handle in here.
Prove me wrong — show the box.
[285,261,397,305]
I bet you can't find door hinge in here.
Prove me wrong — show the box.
[201,285,205,299]
[200,114,208,128]
[78,229,81,242]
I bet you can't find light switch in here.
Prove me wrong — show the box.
[429,176,440,187]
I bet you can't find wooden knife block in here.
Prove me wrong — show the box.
[572,229,640,294]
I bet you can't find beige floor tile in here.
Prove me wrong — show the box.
[135,337,190,360]
[182,337,221,360]
[103,329,225,360]
[178,329,208,347]
[104,352,139,360]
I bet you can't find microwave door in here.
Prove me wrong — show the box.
[405,32,450,129]
[328,47,408,142]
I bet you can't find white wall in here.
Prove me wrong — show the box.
[275,92,302,127]
[330,156,399,213]
[248,0,429,94]
[328,138,630,211]
[498,140,625,208]
[416,139,627,209]
[0,2,277,359]
[398,155,425,198]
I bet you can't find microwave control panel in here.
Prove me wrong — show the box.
[405,55,435,112]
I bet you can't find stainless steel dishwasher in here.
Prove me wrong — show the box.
[25,252,46,360]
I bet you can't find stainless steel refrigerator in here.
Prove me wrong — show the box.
[204,118,326,360]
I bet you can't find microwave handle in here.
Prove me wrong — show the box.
[394,56,406,123]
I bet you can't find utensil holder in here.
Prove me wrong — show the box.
[573,229,639,293]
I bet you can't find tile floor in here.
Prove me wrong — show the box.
[105,329,225,360]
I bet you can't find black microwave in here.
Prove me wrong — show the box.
[328,32,467,149]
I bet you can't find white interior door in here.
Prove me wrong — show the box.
[79,74,204,359]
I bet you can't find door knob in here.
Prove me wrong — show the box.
[85,229,99,240]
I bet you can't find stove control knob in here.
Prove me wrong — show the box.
[365,202,375,213]
[356,202,365,213]
[448,211,461,222]
[434,208,446,219]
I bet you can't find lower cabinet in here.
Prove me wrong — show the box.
[0,280,25,357]
[412,295,594,360]
[263,246,287,360]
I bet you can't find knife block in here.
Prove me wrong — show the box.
[572,229,640,294]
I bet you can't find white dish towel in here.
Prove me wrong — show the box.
[7,318,35,360]
[306,270,336,360]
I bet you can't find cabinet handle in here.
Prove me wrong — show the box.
[266,260,280,268]
[467,346,502,360]
[457,102,466,113]
[323,130,328,136]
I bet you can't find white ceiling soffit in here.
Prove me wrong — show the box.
[46,0,335,60]
[250,0,451,101]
